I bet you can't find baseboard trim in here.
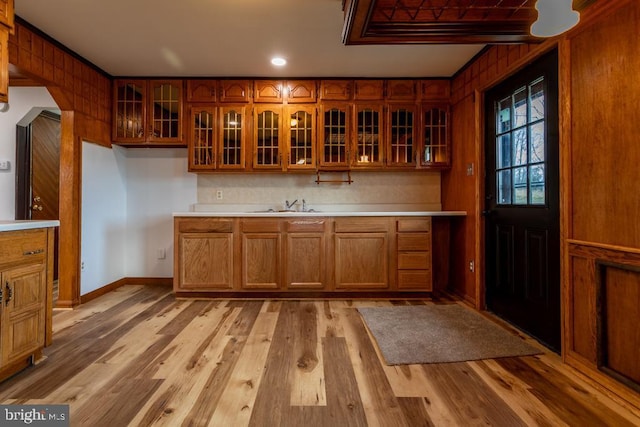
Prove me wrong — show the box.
[80,277,173,304]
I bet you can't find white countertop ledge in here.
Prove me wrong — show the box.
[174,211,466,218]
[0,220,60,232]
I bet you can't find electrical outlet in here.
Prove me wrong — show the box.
[81,261,85,271]
[469,260,475,272]
[157,248,166,260]
[0,160,10,170]
[216,190,223,200]
[466,163,474,176]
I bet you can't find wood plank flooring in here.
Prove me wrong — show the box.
[1,284,639,426]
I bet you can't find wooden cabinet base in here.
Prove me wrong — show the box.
[175,291,432,299]
[0,348,43,383]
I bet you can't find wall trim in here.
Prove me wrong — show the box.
[79,277,173,304]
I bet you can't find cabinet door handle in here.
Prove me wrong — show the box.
[0,284,3,305]
[23,249,45,256]
[5,282,12,306]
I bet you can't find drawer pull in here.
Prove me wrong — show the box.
[23,249,45,256]
[291,220,324,225]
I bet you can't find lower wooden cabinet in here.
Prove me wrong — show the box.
[0,227,55,382]
[174,215,437,294]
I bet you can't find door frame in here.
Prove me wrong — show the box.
[473,42,564,313]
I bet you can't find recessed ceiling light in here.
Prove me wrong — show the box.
[271,57,287,66]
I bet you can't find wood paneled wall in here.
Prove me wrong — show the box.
[8,20,112,308]
[446,0,640,407]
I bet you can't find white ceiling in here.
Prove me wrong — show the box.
[15,0,485,78]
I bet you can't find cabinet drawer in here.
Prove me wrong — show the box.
[177,218,234,233]
[398,252,431,270]
[0,229,47,267]
[398,270,432,290]
[397,233,431,251]
[334,218,390,233]
[397,218,431,232]
[241,219,282,233]
[286,219,326,233]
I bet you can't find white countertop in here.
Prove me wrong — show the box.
[0,220,60,232]
[174,211,466,218]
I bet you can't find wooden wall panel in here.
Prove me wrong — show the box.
[570,255,597,363]
[569,2,640,248]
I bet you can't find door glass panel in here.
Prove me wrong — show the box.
[530,164,545,205]
[256,110,279,166]
[513,166,528,205]
[289,110,313,166]
[498,170,512,204]
[495,77,547,206]
[497,134,511,168]
[116,83,144,138]
[323,108,347,164]
[222,110,243,166]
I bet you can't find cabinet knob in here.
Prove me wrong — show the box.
[5,282,12,305]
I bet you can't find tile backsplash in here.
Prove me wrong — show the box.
[197,171,441,211]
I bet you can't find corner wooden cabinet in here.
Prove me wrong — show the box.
[0,226,55,381]
[113,79,184,146]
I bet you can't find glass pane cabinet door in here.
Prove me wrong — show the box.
[422,105,450,167]
[149,81,182,142]
[355,105,383,166]
[219,106,246,169]
[319,104,349,168]
[254,106,282,169]
[287,107,315,169]
[190,108,215,170]
[114,81,146,141]
[388,105,416,167]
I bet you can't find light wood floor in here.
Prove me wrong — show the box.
[1,285,639,426]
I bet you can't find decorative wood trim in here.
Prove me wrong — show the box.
[45,227,54,346]
[175,290,432,300]
[80,277,172,304]
[568,240,640,257]
[473,88,484,310]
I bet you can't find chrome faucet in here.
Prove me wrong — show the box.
[285,199,298,210]
[302,199,307,212]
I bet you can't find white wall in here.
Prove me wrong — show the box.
[80,142,128,294]
[0,87,57,220]
[124,148,197,277]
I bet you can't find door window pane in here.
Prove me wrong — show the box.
[498,97,511,133]
[513,87,528,128]
[513,128,527,166]
[498,170,512,204]
[497,134,511,168]
[529,78,545,122]
[530,164,546,205]
[529,122,545,163]
[513,166,528,205]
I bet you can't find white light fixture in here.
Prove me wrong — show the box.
[531,0,580,37]
[271,57,287,66]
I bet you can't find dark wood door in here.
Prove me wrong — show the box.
[484,50,560,352]
[31,111,60,221]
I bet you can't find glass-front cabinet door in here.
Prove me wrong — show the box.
[387,104,416,167]
[253,105,283,170]
[420,104,450,167]
[113,80,147,143]
[318,103,350,169]
[189,106,216,171]
[148,80,183,143]
[286,106,316,170]
[219,106,246,170]
[354,104,384,167]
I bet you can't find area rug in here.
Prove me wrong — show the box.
[357,304,542,365]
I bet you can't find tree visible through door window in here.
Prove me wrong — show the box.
[495,77,546,205]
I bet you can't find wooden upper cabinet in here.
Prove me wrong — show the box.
[188,106,216,171]
[387,80,417,101]
[254,80,283,103]
[354,80,384,101]
[387,104,417,168]
[186,79,217,103]
[285,105,316,170]
[253,105,284,170]
[353,103,384,167]
[421,79,451,101]
[420,103,450,168]
[113,79,184,146]
[320,80,352,101]
[219,80,251,103]
[0,28,8,103]
[113,79,147,143]
[0,0,14,30]
[318,102,351,169]
[285,80,316,103]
